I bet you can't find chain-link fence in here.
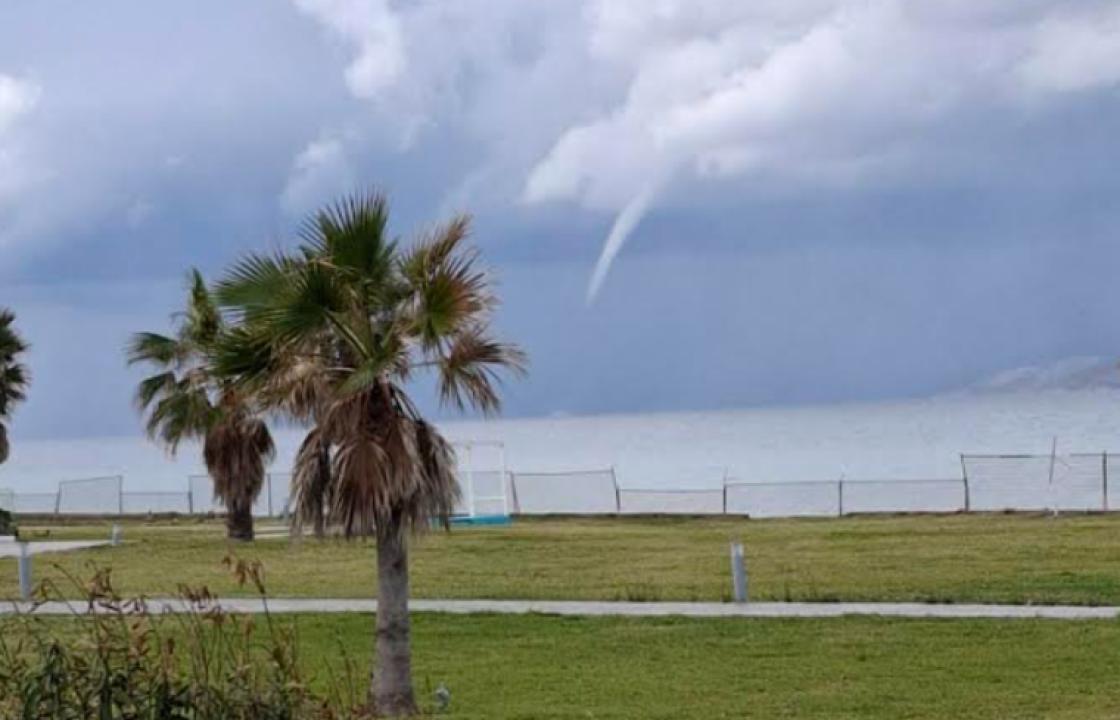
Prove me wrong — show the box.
[6,452,1120,519]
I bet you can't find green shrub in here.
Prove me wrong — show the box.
[0,509,14,536]
[0,559,375,719]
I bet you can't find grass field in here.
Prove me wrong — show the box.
[11,612,1120,719]
[4,513,1120,604]
[7,514,1120,718]
[309,613,1120,719]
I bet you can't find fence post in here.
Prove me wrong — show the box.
[612,466,621,514]
[117,476,124,516]
[960,455,971,513]
[267,473,274,518]
[18,542,32,600]
[464,444,477,518]
[509,471,521,515]
[730,542,747,603]
[837,479,844,517]
[187,478,194,516]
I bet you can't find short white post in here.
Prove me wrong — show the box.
[18,542,32,600]
[730,541,748,603]
[110,523,122,547]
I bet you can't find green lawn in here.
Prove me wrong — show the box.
[7,611,1120,718]
[4,513,1120,605]
[192,613,1120,718]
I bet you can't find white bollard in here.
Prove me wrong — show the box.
[111,523,122,547]
[730,541,748,603]
[18,542,32,601]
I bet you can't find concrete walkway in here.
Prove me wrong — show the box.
[4,597,1119,620]
[0,540,109,559]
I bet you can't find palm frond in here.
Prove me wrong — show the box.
[126,332,184,367]
[0,309,31,424]
[134,371,177,410]
[211,325,281,393]
[436,327,527,415]
[299,192,395,282]
[214,251,301,319]
[400,215,495,349]
[288,428,333,536]
[204,407,275,509]
[183,268,223,347]
[144,380,214,452]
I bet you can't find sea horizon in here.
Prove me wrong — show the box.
[3,387,1119,496]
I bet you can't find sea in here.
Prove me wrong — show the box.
[2,388,1119,496]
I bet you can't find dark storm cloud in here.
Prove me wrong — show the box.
[0,1,1118,438]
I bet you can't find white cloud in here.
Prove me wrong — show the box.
[1019,5,1120,93]
[0,74,42,250]
[291,0,1120,298]
[124,199,156,229]
[292,0,405,99]
[0,74,39,135]
[281,134,356,215]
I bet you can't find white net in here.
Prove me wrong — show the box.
[619,488,724,514]
[510,470,618,514]
[454,470,510,517]
[56,476,123,515]
[841,479,965,514]
[121,492,192,515]
[962,454,1106,512]
[452,442,510,518]
[724,481,840,518]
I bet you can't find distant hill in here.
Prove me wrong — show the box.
[969,356,1120,393]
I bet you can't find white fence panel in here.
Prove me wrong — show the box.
[619,489,724,515]
[725,481,839,518]
[841,479,964,514]
[965,455,1064,512]
[511,470,618,514]
[1051,454,1106,511]
[56,476,123,515]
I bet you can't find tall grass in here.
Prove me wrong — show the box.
[0,558,381,719]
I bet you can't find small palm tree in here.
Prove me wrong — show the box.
[127,270,275,541]
[0,309,30,465]
[214,192,525,715]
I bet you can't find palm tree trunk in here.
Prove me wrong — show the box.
[227,499,255,541]
[372,513,416,716]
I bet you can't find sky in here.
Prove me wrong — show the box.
[1,0,1119,440]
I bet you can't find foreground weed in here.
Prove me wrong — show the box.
[0,558,387,719]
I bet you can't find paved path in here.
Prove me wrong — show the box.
[0,540,109,559]
[3,598,1118,620]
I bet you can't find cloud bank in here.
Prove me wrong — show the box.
[293,0,1120,299]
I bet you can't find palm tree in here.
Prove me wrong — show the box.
[0,309,30,465]
[213,192,525,716]
[127,270,275,541]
